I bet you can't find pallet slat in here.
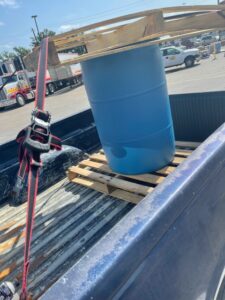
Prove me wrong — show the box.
[91,153,185,166]
[176,141,200,149]
[175,149,192,157]
[155,166,176,176]
[100,149,192,157]
[80,159,165,185]
[71,177,142,204]
[69,166,153,196]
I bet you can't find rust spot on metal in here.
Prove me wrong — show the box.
[0,262,17,280]
[0,230,24,253]
[0,224,25,243]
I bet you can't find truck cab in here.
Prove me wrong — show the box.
[0,71,35,108]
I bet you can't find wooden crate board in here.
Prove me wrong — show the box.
[68,142,198,204]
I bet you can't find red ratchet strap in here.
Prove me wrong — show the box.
[13,37,61,300]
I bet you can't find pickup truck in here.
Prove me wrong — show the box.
[161,46,200,68]
[1,91,225,299]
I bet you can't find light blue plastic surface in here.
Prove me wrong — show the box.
[81,45,175,174]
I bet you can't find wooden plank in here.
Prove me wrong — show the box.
[162,5,225,13]
[23,41,60,72]
[100,148,191,157]
[155,166,176,176]
[69,166,153,195]
[59,28,216,65]
[54,24,126,47]
[79,159,165,185]
[54,12,203,49]
[72,177,142,204]
[90,153,108,163]
[86,12,164,52]
[176,141,200,149]
[164,10,225,33]
[172,156,185,165]
[83,10,225,53]
[91,152,185,166]
[175,149,192,157]
[52,9,162,43]
[51,5,225,55]
[52,5,224,43]
[55,27,214,52]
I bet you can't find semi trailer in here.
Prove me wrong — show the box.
[24,52,83,95]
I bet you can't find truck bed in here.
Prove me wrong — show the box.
[0,179,134,298]
[2,92,225,299]
[0,141,198,298]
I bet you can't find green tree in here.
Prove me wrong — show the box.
[13,46,31,58]
[31,28,56,47]
[0,51,15,61]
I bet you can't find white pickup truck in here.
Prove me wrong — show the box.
[160,46,200,68]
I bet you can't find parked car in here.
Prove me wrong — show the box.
[160,46,200,68]
[201,35,218,46]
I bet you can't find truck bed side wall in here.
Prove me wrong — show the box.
[170,91,225,142]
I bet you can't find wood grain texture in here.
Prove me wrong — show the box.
[52,5,225,43]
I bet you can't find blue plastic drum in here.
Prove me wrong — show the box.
[81,45,175,174]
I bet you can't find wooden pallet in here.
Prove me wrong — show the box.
[68,142,199,204]
[24,5,225,71]
[50,5,225,64]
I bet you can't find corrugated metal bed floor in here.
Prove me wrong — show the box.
[0,179,134,299]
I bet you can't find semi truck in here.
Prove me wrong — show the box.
[0,54,82,99]
[0,71,35,108]
[1,91,225,299]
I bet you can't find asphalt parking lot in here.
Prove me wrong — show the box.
[0,53,225,144]
[0,85,90,144]
[166,52,225,94]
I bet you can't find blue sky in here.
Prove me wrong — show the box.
[0,0,217,52]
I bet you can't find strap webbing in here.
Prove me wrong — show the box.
[21,162,39,300]
[35,38,48,110]
[15,37,61,300]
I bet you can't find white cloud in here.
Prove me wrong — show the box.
[58,24,80,33]
[0,0,19,8]
[0,21,4,26]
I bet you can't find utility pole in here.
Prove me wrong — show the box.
[31,27,39,46]
[31,15,41,40]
